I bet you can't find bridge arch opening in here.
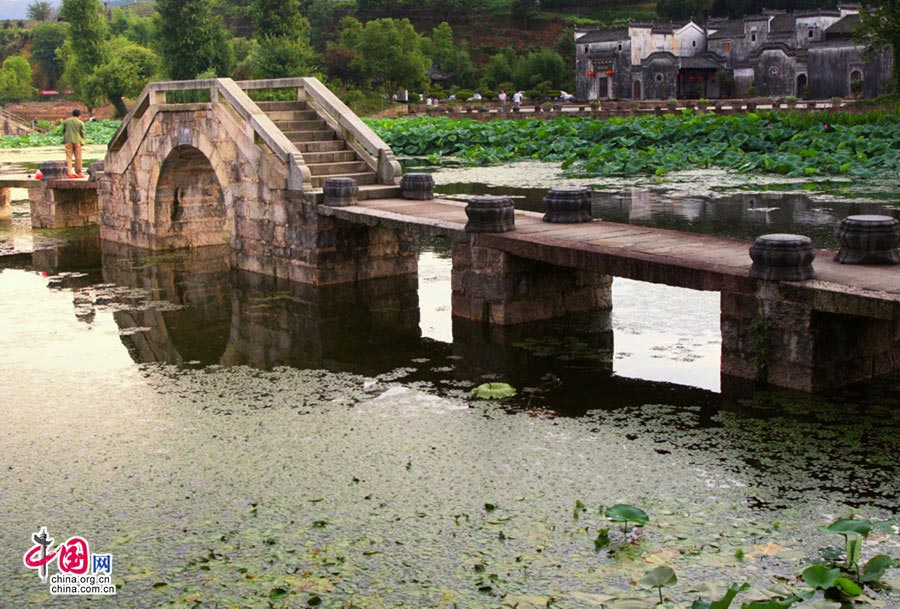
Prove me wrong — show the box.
[153,145,230,249]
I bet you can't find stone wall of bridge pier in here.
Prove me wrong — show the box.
[721,284,900,392]
[450,238,613,325]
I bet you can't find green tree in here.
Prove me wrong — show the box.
[556,25,575,68]
[485,47,518,88]
[350,18,430,95]
[423,22,476,88]
[511,0,541,28]
[519,48,567,89]
[27,1,55,21]
[155,0,234,79]
[30,21,67,90]
[86,37,159,116]
[59,0,107,69]
[300,0,337,51]
[858,1,900,88]
[0,55,35,101]
[252,33,317,79]
[109,8,154,47]
[657,0,712,21]
[251,0,306,39]
[59,0,108,100]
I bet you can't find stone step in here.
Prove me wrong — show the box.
[311,172,377,188]
[302,150,359,164]
[255,100,308,111]
[286,130,336,143]
[306,160,370,176]
[309,184,401,204]
[273,119,327,132]
[264,109,318,122]
[295,140,347,153]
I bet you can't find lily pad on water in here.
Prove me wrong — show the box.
[861,554,896,582]
[801,564,839,590]
[472,382,516,400]
[606,504,650,530]
[641,565,677,588]
[822,518,872,539]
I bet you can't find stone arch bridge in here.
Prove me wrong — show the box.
[99,78,900,393]
[101,77,408,283]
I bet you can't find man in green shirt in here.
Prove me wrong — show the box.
[63,109,86,178]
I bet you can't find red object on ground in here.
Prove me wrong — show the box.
[34,169,43,180]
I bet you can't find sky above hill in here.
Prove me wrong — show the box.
[0,0,61,19]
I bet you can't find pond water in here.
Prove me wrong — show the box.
[1,160,899,609]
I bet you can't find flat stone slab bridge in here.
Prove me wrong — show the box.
[93,78,900,392]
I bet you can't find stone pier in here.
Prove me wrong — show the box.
[721,284,900,392]
[0,186,12,220]
[451,238,612,325]
[29,180,99,228]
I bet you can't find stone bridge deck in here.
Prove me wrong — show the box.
[320,196,900,316]
[322,196,900,392]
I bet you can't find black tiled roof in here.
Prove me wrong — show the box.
[770,13,797,33]
[576,29,629,44]
[707,19,744,39]
[825,14,859,36]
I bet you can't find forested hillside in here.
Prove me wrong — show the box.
[0,0,882,117]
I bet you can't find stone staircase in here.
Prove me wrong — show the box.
[256,100,400,201]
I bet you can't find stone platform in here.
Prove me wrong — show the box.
[0,175,98,228]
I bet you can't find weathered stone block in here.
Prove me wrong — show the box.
[543,187,592,223]
[465,196,515,233]
[323,177,358,207]
[400,173,435,200]
[834,214,900,265]
[749,233,815,281]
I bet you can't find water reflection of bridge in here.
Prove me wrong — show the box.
[25,239,725,411]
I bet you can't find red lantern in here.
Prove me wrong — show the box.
[588,71,595,77]
[606,69,614,77]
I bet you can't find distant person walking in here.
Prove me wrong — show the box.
[513,91,522,110]
[499,90,507,109]
[63,109,85,178]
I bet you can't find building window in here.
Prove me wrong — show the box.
[808,29,814,38]
[751,34,757,42]
[618,43,623,51]
[692,40,696,47]
[655,73,664,82]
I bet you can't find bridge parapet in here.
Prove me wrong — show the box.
[235,77,402,185]
[107,78,313,192]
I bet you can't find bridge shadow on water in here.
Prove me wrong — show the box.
[16,232,736,417]
[18,231,900,420]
